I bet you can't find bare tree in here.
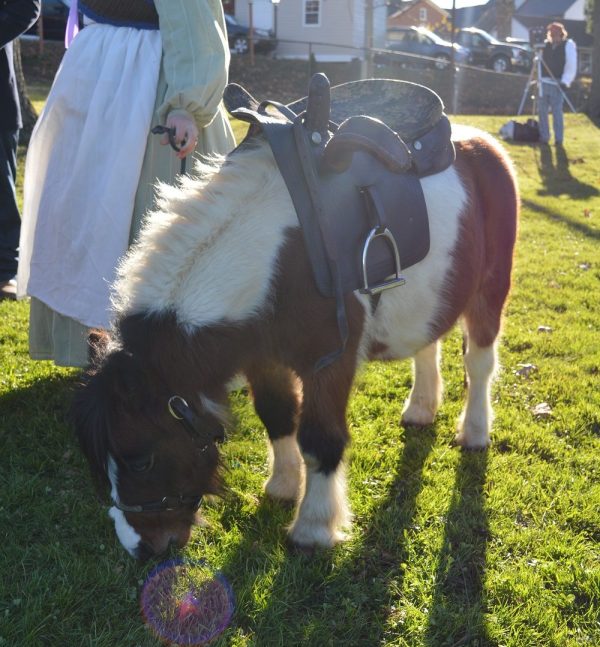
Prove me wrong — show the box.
[589,0,600,118]
[13,39,38,143]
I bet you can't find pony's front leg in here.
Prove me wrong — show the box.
[288,366,353,549]
[248,365,303,502]
[402,341,442,426]
[455,340,497,449]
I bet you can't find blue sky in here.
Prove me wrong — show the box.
[433,1,488,8]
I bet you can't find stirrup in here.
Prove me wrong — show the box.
[359,226,406,296]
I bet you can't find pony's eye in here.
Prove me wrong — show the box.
[126,454,155,473]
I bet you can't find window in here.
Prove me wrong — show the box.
[419,8,427,22]
[304,0,320,26]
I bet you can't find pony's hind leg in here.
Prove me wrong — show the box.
[455,338,497,449]
[248,364,303,502]
[402,341,443,427]
[456,276,504,449]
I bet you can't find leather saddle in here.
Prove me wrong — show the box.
[223,74,455,369]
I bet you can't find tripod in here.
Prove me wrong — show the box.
[517,48,576,116]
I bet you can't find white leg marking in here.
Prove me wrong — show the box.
[455,341,496,449]
[288,456,351,548]
[402,342,442,426]
[107,455,141,557]
[265,435,303,502]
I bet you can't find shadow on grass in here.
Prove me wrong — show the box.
[0,371,79,434]
[425,451,490,647]
[536,143,599,200]
[521,198,600,241]
[216,423,437,645]
[0,371,83,501]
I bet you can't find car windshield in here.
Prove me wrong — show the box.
[417,28,450,46]
[474,29,501,45]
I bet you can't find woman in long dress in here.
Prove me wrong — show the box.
[17,0,236,366]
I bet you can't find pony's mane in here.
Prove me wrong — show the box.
[111,141,297,329]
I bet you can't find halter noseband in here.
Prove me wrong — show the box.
[111,395,224,514]
[113,494,203,514]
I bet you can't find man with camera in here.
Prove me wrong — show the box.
[538,22,577,146]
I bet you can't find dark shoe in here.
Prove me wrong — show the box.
[0,279,17,301]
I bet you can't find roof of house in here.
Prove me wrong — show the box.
[388,0,449,20]
[516,0,577,18]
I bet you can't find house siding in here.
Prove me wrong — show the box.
[564,0,584,21]
[272,0,386,61]
[274,0,355,59]
[234,0,275,31]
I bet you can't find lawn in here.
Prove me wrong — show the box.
[1,112,599,646]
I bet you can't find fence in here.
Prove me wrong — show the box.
[20,38,589,117]
[233,37,589,115]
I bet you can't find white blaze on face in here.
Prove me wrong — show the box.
[107,455,141,557]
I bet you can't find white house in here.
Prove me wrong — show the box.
[233,0,387,61]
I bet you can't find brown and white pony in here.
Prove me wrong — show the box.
[72,126,518,559]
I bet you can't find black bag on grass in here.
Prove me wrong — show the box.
[499,118,540,142]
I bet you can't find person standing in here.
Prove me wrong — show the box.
[17,0,236,365]
[538,22,577,145]
[0,0,40,300]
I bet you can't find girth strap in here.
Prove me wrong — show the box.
[292,117,349,370]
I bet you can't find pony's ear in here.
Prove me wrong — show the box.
[87,329,111,366]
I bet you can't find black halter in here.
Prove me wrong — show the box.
[112,395,224,514]
[113,494,203,514]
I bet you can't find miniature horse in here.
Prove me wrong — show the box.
[72,127,518,559]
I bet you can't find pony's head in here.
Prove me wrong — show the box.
[71,332,225,560]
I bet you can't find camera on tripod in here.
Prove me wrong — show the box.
[529,26,546,48]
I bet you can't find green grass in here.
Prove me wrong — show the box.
[1,114,599,646]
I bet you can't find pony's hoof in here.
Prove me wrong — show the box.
[264,475,301,503]
[286,537,316,556]
[453,429,491,450]
[287,521,346,550]
[401,403,436,427]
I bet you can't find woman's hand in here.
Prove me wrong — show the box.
[160,111,199,159]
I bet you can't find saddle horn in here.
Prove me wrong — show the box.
[305,73,331,141]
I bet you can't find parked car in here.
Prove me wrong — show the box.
[224,14,275,55]
[376,26,469,70]
[456,28,532,73]
[504,37,535,56]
